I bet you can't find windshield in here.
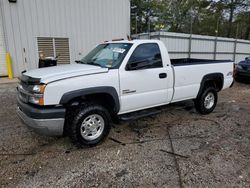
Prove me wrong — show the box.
[79,43,132,68]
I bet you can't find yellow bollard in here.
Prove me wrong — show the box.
[6,53,13,79]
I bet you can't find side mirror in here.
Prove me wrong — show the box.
[126,60,150,71]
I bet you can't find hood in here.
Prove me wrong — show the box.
[23,64,109,84]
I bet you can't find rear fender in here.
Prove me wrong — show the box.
[197,73,224,97]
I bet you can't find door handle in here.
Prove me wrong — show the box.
[159,73,167,79]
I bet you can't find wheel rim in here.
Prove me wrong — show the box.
[204,92,215,109]
[80,114,105,141]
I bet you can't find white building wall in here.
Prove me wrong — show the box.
[0,0,130,76]
[0,6,7,76]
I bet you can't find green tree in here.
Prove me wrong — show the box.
[131,0,164,34]
[214,0,248,37]
[130,0,250,40]
[235,11,250,39]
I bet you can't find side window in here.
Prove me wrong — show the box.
[127,43,163,70]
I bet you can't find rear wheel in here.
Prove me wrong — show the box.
[194,87,217,115]
[69,103,111,147]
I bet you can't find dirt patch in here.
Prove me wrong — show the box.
[0,82,249,187]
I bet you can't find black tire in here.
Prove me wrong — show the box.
[69,103,111,147]
[194,87,218,115]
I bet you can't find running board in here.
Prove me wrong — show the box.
[119,109,161,121]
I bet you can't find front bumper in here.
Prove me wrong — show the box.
[235,69,250,78]
[16,98,66,136]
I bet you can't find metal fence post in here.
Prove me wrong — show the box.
[233,39,237,62]
[214,37,217,60]
[188,34,192,58]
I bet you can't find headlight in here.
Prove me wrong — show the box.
[32,84,46,93]
[28,94,44,105]
[237,64,242,69]
[29,96,41,104]
[30,84,46,105]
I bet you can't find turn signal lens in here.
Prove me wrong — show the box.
[39,97,44,106]
[40,85,46,93]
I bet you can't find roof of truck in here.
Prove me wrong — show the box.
[104,39,161,45]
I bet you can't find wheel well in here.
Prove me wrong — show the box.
[197,73,224,97]
[63,93,118,135]
[65,93,117,115]
[203,79,223,91]
[85,93,117,114]
[60,87,120,114]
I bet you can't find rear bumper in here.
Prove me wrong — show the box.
[16,97,65,136]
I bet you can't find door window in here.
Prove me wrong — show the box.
[127,43,162,70]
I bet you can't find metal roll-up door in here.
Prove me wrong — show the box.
[0,13,7,76]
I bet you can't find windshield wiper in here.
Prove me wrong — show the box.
[75,60,104,68]
[86,61,103,68]
[75,60,84,64]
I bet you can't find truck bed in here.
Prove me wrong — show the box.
[170,58,233,103]
[171,58,232,66]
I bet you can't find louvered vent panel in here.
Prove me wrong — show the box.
[37,37,54,58]
[55,38,70,64]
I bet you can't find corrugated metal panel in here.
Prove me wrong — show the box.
[0,5,7,76]
[169,53,189,59]
[191,39,214,52]
[136,32,250,62]
[217,41,234,53]
[163,37,189,52]
[0,0,130,76]
[190,53,214,60]
[235,54,247,63]
[237,42,250,53]
[216,54,234,61]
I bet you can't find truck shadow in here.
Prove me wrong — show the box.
[235,78,250,84]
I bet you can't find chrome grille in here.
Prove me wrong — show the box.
[17,83,30,103]
[18,91,29,103]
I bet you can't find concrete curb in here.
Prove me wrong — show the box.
[0,77,19,84]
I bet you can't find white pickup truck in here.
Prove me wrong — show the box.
[17,40,234,146]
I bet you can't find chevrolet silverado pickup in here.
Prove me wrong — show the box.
[17,40,234,146]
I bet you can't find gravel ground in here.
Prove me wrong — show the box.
[0,82,249,188]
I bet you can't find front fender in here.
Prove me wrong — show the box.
[59,86,120,113]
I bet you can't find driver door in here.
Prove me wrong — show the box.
[119,43,169,114]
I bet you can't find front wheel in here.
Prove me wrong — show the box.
[69,104,111,147]
[194,87,218,115]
